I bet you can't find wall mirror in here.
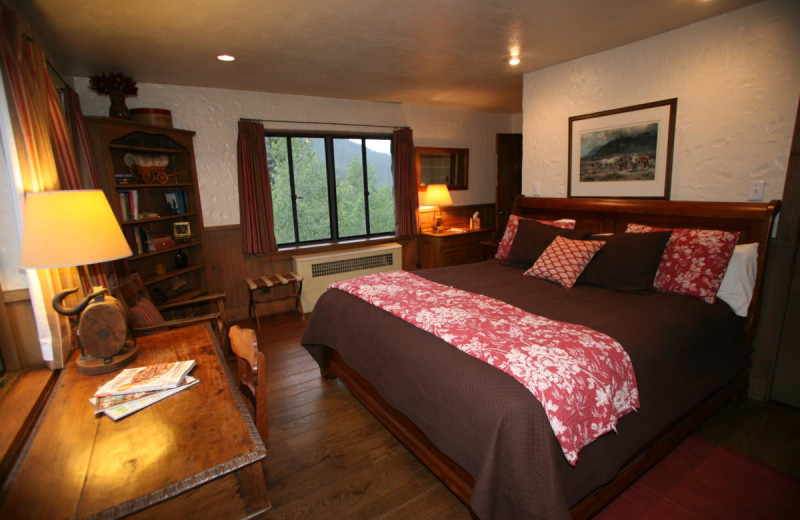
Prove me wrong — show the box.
[415,147,469,191]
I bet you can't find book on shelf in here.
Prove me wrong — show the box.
[94,360,196,397]
[124,226,153,255]
[115,172,136,184]
[118,190,139,221]
[90,376,199,421]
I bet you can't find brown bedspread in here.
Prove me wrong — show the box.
[301,259,750,520]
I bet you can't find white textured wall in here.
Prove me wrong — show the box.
[0,134,25,290]
[522,0,800,202]
[76,82,512,227]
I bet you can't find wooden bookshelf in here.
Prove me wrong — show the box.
[84,117,210,306]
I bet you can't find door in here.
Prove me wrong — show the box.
[495,134,522,241]
[769,99,800,408]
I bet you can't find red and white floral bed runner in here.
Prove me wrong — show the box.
[330,271,640,465]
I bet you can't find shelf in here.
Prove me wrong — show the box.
[114,179,193,189]
[129,241,201,261]
[108,143,190,154]
[142,264,204,286]
[121,213,197,225]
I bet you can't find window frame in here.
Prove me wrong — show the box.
[264,130,396,248]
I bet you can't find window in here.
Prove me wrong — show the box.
[266,133,395,246]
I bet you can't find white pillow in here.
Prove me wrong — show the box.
[716,243,758,317]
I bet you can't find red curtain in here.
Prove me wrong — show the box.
[237,120,277,253]
[63,89,113,290]
[1,8,79,365]
[393,128,417,236]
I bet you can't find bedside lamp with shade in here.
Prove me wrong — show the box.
[420,184,452,233]
[20,190,136,374]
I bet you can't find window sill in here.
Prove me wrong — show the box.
[256,235,412,260]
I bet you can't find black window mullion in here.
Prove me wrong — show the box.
[285,137,301,244]
[360,140,371,235]
[324,137,339,240]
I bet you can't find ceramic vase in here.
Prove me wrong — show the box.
[174,248,188,269]
[108,91,131,119]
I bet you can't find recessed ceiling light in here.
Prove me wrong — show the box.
[508,56,521,66]
[217,54,235,62]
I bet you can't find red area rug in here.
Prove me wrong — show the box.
[594,436,800,519]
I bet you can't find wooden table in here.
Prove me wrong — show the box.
[0,324,270,519]
[418,228,494,269]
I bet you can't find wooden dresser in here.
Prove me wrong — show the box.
[418,228,494,269]
[0,324,270,520]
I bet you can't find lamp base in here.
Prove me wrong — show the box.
[77,345,138,375]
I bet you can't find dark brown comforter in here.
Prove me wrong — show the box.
[301,259,750,520]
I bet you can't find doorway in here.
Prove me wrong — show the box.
[495,134,522,241]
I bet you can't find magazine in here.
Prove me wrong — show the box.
[94,360,196,397]
[92,375,197,414]
[90,376,199,420]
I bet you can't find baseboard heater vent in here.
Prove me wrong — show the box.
[293,242,401,312]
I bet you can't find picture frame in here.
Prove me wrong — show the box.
[568,98,677,199]
[164,190,187,214]
[173,221,191,238]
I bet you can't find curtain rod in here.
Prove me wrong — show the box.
[240,117,409,130]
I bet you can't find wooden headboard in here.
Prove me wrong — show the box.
[511,196,781,343]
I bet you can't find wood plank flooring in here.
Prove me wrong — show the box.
[244,311,800,520]
[246,312,471,520]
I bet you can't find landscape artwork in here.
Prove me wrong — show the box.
[579,122,658,182]
[568,99,676,199]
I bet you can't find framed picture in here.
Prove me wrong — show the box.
[164,190,187,214]
[568,98,677,199]
[173,221,191,238]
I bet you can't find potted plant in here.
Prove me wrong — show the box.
[88,72,138,119]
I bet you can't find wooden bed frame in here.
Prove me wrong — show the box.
[318,196,780,519]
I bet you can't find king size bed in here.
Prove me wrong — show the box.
[301,196,779,519]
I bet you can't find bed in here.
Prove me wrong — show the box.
[301,196,779,520]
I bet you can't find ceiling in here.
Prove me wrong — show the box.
[13,0,762,114]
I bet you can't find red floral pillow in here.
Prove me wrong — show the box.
[524,236,605,288]
[626,223,740,303]
[496,215,576,260]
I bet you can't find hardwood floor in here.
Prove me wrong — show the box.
[245,312,471,520]
[245,311,800,519]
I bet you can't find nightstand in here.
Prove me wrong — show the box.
[418,228,494,269]
[479,240,499,260]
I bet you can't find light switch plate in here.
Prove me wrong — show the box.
[748,181,765,201]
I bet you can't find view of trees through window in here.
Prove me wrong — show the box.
[266,134,395,246]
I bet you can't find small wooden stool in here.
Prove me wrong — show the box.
[246,272,304,328]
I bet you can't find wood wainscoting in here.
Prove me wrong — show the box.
[204,226,417,322]
[0,282,45,371]
[204,203,495,322]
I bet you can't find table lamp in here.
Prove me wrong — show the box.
[420,184,452,232]
[19,190,136,374]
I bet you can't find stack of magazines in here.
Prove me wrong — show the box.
[90,360,198,420]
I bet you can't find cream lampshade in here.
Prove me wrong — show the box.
[20,190,132,268]
[20,190,136,375]
[420,184,452,232]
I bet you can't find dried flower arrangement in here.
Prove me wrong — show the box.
[88,72,138,96]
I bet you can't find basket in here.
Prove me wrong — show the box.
[130,108,173,128]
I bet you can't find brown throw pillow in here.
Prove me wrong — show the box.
[577,231,671,292]
[504,219,591,268]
